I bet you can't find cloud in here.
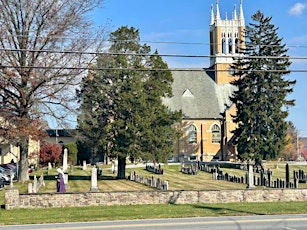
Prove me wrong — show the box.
[288,3,306,16]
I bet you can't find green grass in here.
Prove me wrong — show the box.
[1,161,307,225]
[1,201,307,225]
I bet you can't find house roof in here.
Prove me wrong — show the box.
[162,69,236,119]
[46,129,76,137]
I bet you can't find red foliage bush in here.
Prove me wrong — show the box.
[40,142,62,166]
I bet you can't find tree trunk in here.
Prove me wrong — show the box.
[117,156,126,179]
[18,138,29,182]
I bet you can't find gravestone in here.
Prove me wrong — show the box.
[267,168,272,187]
[90,167,99,192]
[33,175,38,193]
[63,148,68,173]
[114,160,118,174]
[28,183,33,193]
[64,173,69,190]
[247,164,255,189]
[285,163,290,188]
[48,162,52,170]
[163,180,169,190]
[82,160,87,170]
[10,171,14,188]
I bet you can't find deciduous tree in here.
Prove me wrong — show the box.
[0,0,105,181]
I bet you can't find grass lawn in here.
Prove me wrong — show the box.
[1,161,307,225]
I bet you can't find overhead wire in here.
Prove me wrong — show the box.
[0,45,306,72]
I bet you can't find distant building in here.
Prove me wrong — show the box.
[45,129,77,146]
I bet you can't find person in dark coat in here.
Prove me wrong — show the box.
[56,168,66,193]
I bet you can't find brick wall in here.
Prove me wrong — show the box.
[5,188,307,209]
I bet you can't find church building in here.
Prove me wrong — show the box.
[163,0,245,162]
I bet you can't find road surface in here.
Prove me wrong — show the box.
[1,214,307,230]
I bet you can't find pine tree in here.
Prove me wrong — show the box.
[230,11,296,161]
[77,26,181,178]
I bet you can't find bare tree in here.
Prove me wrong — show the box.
[0,0,105,181]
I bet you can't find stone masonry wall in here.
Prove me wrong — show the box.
[5,188,307,209]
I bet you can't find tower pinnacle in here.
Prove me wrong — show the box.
[239,0,244,24]
[210,4,215,25]
[215,0,221,20]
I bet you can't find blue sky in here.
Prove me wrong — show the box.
[89,0,307,136]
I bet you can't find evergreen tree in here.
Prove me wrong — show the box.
[77,26,181,178]
[230,11,296,161]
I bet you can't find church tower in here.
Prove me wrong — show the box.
[209,0,245,84]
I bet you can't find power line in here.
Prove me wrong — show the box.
[3,34,307,49]
[0,64,305,73]
[1,47,307,60]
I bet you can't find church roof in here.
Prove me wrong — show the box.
[162,69,236,119]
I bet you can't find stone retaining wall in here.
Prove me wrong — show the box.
[5,188,307,209]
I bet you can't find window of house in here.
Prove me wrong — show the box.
[188,125,197,144]
[211,124,221,144]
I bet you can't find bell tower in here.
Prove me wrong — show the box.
[209,0,245,84]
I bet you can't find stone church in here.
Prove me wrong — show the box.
[163,0,245,162]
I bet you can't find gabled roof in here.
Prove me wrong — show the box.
[162,69,235,119]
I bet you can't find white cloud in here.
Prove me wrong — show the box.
[288,3,306,16]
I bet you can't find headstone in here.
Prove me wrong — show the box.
[64,173,69,190]
[294,171,298,188]
[247,164,255,189]
[82,160,87,170]
[267,169,272,187]
[48,162,52,170]
[212,168,217,180]
[63,148,68,173]
[114,160,118,174]
[90,167,99,192]
[39,174,45,187]
[28,183,33,193]
[285,163,290,188]
[10,171,14,188]
[163,180,169,190]
[33,175,38,193]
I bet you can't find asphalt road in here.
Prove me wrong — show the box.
[1,214,307,230]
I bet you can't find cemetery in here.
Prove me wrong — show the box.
[3,155,307,209]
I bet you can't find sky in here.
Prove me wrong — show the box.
[87,0,307,136]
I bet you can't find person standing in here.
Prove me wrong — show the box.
[56,168,66,193]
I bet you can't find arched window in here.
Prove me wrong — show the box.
[211,124,221,144]
[222,38,226,54]
[188,125,197,144]
[228,38,233,54]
